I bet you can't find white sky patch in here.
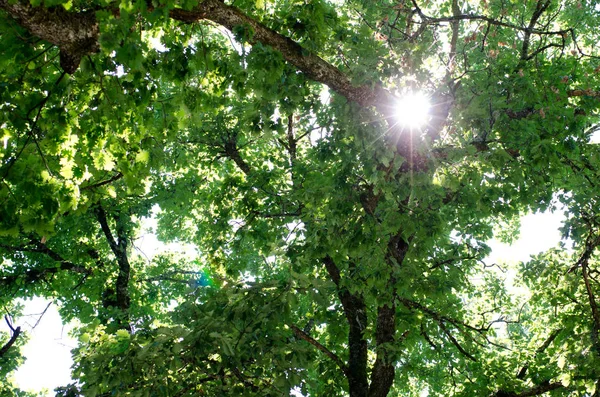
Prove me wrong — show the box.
[486,210,565,265]
[216,26,245,56]
[2,125,9,150]
[308,86,332,145]
[144,29,168,53]
[0,297,76,395]
[228,218,246,233]
[134,210,199,261]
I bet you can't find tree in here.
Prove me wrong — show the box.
[1,0,600,395]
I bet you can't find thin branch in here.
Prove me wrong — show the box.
[81,172,123,191]
[397,297,484,333]
[0,242,91,287]
[229,367,260,392]
[521,0,551,60]
[438,320,477,362]
[515,382,564,397]
[493,381,564,397]
[31,301,52,330]
[517,328,562,379]
[411,0,570,36]
[290,323,349,376]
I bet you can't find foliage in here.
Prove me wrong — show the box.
[1,0,600,396]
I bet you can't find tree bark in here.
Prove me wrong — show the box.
[0,317,21,358]
[0,0,98,72]
[0,242,91,288]
[368,303,396,397]
[323,256,369,397]
[95,205,131,328]
[0,0,394,108]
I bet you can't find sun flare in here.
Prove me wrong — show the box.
[395,92,431,129]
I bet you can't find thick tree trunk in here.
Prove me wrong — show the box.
[368,304,396,397]
[0,0,98,72]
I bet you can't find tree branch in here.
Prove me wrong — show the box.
[169,0,393,109]
[438,320,477,362]
[323,256,369,397]
[0,316,21,358]
[0,242,91,287]
[368,303,396,397]
[0,0,99,72]
[397,296,488,334]
[521,0,551,60]
[411,0,570,36]
[223,135,252,175]
[516,328,562,379]
[368,235,410,397]
[290,323,349,376]
[94,204,131,322]
[80,172,123,191]
[493,381,564,397]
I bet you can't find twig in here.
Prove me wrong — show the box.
[31,301,53,329]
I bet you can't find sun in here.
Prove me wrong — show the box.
[394,92,431,129]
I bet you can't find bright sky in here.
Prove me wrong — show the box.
[1,298,76,395]
[486,209,565,265]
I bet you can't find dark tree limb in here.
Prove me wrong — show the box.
[516,328,562,379]
[0,242,91,287]
[323,256,369,397]
[80,172,123,191]
[580,237,600,355]
[515,382,564,397]
[168,0,394,110]
[0,315,21,358]
[568,89,600,98]
[397,297,492,336]
[492,381,563,397]
[411,0,570,36]
[230,366,260,392]
[438,320,477,362]
[367,235,409,397]
[521,0,551,61]
[223,135,251,175]
[290,323,349,376]
[0,0,99,73]
[368,303,396,397]
[94,204,131,322]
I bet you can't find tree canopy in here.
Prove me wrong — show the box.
[1,0,600,395]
